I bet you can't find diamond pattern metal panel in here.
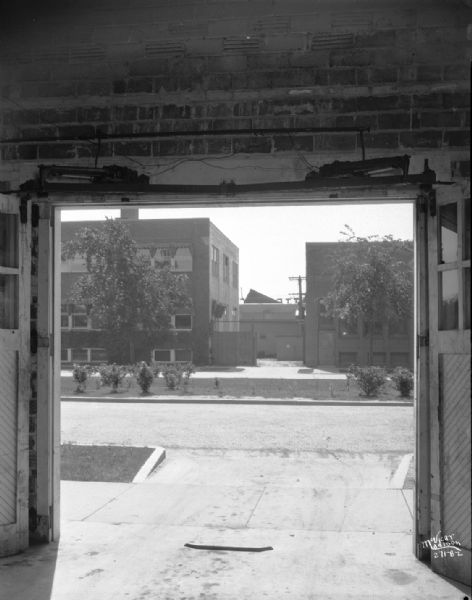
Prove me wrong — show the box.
[0,347,17,525]
[441,354,471,550]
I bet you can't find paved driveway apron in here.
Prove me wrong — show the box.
[27,447,460,600]
[1,396,466,599]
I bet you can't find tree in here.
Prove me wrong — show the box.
[62,219,192,364]
[321,226,413,365]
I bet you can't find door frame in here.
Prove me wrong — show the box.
[35,185,435,564]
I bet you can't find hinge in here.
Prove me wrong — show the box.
[418,333,429,347]
[32,203,40,228]
[418,195,427,214]
[20,196,29,224]
[418,186,436,217]
[37,334,54,355]
[429,190,437,217]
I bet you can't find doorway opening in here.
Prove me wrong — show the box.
[55,198,427,596]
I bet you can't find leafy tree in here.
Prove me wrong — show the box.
[321,226,413,365]
[62,219,191,364]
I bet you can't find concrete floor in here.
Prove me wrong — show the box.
[1,449,469,599]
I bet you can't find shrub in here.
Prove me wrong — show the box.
[151,362,161,378]
[391,367,414,397]
[98,363,130,393]
[135,362,154,394]
[181,362,195,381]
[163,368,180,390]
[348,364,387,397]
[158,362,195,390]
[72,364,90,393]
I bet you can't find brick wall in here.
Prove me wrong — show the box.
[0,0,470,188]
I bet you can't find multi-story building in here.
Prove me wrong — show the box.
[239,290,304,361]
[61,211,239,365]
[304,242,414,370]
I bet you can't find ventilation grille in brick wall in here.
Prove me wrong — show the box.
[145,41,186,57]
[70,45,107,63]
[253,16,291,35]
[223,36,262,54]
[310,32,354,50]
[168,21,209,36]
[331,12,373,31]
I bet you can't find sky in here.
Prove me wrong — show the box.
[61,203,414,301]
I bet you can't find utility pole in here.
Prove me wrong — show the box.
[288,275,306,363]
[288,275,306,318]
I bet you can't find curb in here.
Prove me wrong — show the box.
[132,446,166,483]
[62,396,413,407]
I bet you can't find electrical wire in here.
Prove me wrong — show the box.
[0,96,317,178]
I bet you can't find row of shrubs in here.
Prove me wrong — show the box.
[72,362,414,398]
[347,365,414,398]
[72,361,195,394]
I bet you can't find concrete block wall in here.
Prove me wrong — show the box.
[0,0,469,540]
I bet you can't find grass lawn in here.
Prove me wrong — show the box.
[61,443,154,482]
[61,374,411,402]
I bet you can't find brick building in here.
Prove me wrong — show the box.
[305,242,414,370]
[0,0,470,589]
[240,294,304,360]
[61,213,239,366]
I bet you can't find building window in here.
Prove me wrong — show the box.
[72,314,88,328]
[61,347,69,362]
[211,245,219,278]
[90,348,107,363]
[390,352,410,368]
[153,349,172,362]
[69,304,89,329]
[372,352,387,367]
[174,314,192,330]
[319,301,334,330]
[152,348,192,362]
[71,347,88,362]
[174,247,193,272]
[232,261,238,288]
[223,254,229,282]
[175,348,192,362]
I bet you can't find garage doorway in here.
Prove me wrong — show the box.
[8,184,470,593]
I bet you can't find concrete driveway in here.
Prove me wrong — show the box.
[1,447,468,599]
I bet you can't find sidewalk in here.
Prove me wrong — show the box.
[62,363,347,380]
[1,450,468,600]
[61,394,413,407]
